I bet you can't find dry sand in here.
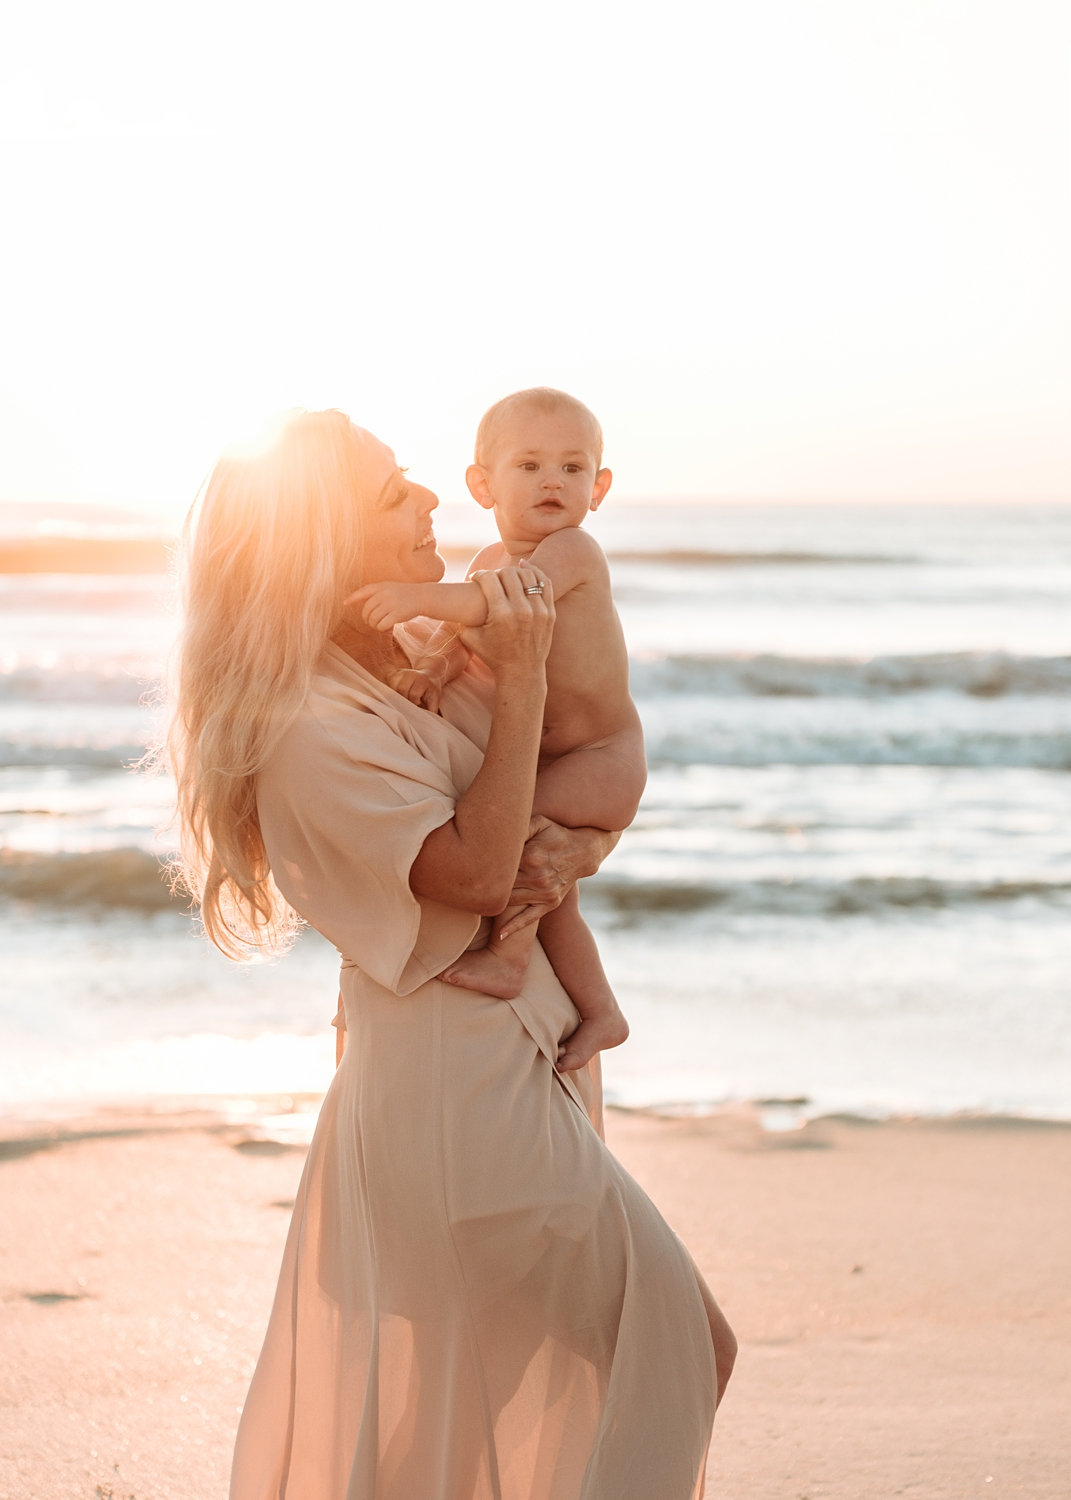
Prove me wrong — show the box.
[1,1102,1068,1500]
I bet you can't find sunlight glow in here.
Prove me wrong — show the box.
[0,0,1068,514]
[219,410,299,465]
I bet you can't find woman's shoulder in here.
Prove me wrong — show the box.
[262,643,485,795]
[268,645,419,768]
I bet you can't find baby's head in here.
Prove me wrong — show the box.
[474,388,604,470]
[467,388,612,549]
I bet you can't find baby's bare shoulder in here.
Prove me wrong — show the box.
[528,527,610,590]
[531,526,606,561]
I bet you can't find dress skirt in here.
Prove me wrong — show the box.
[230,943,718,1500]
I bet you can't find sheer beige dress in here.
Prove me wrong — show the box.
[229,641,720,1500]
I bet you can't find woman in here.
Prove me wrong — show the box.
[170,410,735,1500]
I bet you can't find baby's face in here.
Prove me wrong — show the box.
[475,407,609,548]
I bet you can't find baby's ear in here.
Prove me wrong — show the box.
[466,464,494,509]
[590,467,613,510]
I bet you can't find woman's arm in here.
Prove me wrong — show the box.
[409,568,553,914]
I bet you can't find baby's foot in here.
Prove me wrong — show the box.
[557,1004,630,1073]
[441,945,527,1000]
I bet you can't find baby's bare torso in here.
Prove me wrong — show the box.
[480,534,641,760]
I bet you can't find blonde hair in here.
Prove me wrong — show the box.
[474,387,604,468]
[166,409,385,959]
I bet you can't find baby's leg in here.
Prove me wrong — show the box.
[441,891,629,1070]
[538,887,629,1072]
[535,724,647,833]
[441,730,645,1008]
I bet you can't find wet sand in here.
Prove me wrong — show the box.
[1,1103,1068,1499]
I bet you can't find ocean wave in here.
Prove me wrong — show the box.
[0,662,156,705]
[0,741,147,770]
[0,847,178,909]
[630,650,1071,699]
[6,843,1069,918]
[7,649,1068,712]
[645,729,1071,772]
[608,548,916,567]
[587,874,1071,918]
[2,718,1068,777]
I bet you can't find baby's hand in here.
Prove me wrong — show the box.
[346,583,423,631]
[386,667,443,713]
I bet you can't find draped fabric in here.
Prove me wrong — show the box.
[231,644,718,1500]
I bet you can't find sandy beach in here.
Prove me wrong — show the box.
[1,1102,1068,1500]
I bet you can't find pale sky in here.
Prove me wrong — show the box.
[1,0,1069,519]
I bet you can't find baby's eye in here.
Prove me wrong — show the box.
[520,462,539,471]
[564,464,582,474]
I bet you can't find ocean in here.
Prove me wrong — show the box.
[2,498,1069,1125]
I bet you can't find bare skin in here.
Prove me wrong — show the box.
[349,403,646,1072]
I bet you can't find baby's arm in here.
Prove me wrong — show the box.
[348,579,489,633]
[389,618,471,713]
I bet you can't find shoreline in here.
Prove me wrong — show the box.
[3,1102,1069,1497]
[4,1090,1071,1152]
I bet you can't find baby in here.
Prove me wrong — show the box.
[349,388,645,1073]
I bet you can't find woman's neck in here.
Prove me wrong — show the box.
[331,618,405,682]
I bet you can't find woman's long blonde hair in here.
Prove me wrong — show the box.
[167,409,383,959]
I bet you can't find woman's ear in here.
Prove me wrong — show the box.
[466,464,495,509]
[590,467,612,511]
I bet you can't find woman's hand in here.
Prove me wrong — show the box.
[459,568,554,680]
[409,569,557,916]
[498,817,622,938]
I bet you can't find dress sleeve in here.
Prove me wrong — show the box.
[256,693,482,996]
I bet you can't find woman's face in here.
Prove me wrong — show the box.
[359,439,444,587]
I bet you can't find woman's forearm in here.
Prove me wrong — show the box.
[409,566,555,913]
[410,666,548,912]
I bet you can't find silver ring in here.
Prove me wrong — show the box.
[524,584,544,596]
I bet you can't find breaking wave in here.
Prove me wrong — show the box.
[0,847,178,909]
[629,650,1071,699]
[6,844,1070,919]
[587,873,1071,918]
[607,546,917,567]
